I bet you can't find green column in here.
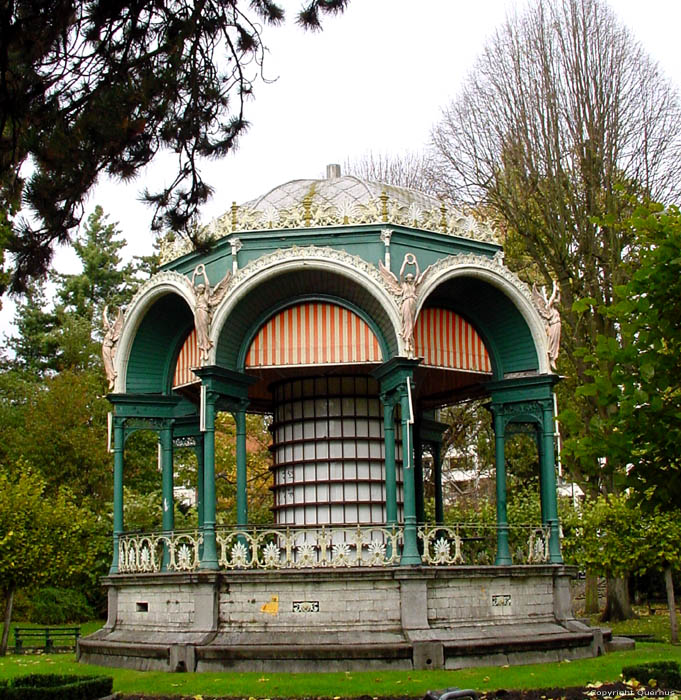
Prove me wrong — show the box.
[433,443,444,526]
[400,387,421,565]
[382,395,398,527]
[234,405,248,528]
[110,417,125,574]
[413,425,425,525]
[160,422,174,570]
[536,427,547,520]
[200,392,219,570]
[493,410,512,565]
[160,423,175,533]
[541,403,563,563]
[194,435,205,531]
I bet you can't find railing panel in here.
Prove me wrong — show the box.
[116,523,552,573]
[216,525,402,569]
[417,524,551,566]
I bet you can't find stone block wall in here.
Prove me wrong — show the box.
[428,573,555,627]
[218,571,402,633]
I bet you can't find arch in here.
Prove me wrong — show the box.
[115,272,196,394]
[210,249,402,369]
[242,299,384,370]
[414,308,492,373]
[417,257,549,377]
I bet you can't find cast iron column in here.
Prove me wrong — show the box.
[493,409,512,565]
[433,443,444,526]
[110,417,125,574]
[234,404,248,528]
[194,435,205,532]
[160,421,174,570]
[400,386,421,565]
[200,391,219,570]
[413,423,425,525]
[541,403,563,563]
[382,395,398,528]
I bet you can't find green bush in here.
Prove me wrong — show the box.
[0,674,113,700]
[622,660,681,689]
[28,588,94,625]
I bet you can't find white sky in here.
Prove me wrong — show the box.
[2,0,680,337]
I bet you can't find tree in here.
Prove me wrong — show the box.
[57,206,142,325]
[575,202,681,638]
[429,0,681,619]
[344,151,436,194]
[430,0,681,492]
[0,0,349,295]
[0,468,104,655]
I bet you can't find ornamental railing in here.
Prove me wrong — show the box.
[216,524,402,569]
[116,522,551,574]
[118,530,202,573]
[418,523,551,566]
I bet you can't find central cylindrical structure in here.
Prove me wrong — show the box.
[270,376,403,526]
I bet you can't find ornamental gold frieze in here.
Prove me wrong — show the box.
[158,196,500,264]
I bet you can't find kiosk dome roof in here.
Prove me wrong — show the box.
[241,171,440,214]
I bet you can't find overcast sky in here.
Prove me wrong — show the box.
[2,0,680,336]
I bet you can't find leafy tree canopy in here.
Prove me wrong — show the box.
[0,0,348,295]
[567,202,681,511]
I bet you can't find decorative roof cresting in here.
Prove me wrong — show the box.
[159,167,500,264]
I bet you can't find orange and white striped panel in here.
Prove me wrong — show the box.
[414,308,492,373]
[173,328,201,387]
[246,302,382,368]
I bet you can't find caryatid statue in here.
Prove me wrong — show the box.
[191,264,232,364]
[379,253,432,358]
[532,280,561,371]
[102,305,124,390]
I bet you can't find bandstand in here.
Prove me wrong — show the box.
[78,167,602,672]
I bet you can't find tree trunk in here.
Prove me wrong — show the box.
[601,576,635,622]
[584,572,600,615]
[0,585,15,657]
[664,565,678,644]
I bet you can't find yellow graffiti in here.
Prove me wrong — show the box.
[260,595,279,615]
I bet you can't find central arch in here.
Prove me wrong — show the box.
[211,253,401,370]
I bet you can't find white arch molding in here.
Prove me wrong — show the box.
[416,254,551,375]
[113,271,195,393]
[208,246,404,364]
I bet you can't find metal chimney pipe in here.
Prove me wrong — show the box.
[326,163,341,179]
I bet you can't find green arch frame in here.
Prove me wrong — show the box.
[125,293,194,394]
[421,276,539,380]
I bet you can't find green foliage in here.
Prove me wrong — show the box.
[214,413,273,525]
[560,494,681,578]
[1,1,348,292]
[123,488,197,533]
[567,203,681,511]
[25,589,94,626]
[0,674,113,700]
[0,468,109,597]
[622,661,681,690]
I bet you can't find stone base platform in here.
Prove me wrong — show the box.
[77,566,608,672]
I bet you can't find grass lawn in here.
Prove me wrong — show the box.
[1,610,679,697]
[0,643,679,697]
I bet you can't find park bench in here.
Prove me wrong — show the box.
[13,626,81,654]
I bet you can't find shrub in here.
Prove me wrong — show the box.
[0,674,113,700]
[622,661,681,690]
[28,588,94,625]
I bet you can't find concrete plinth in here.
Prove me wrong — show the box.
[77,565,606,672]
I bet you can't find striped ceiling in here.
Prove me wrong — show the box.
[172,305,491,387]
[414,308,492,373]
[173,328,200,388]
[246,302,382,368]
